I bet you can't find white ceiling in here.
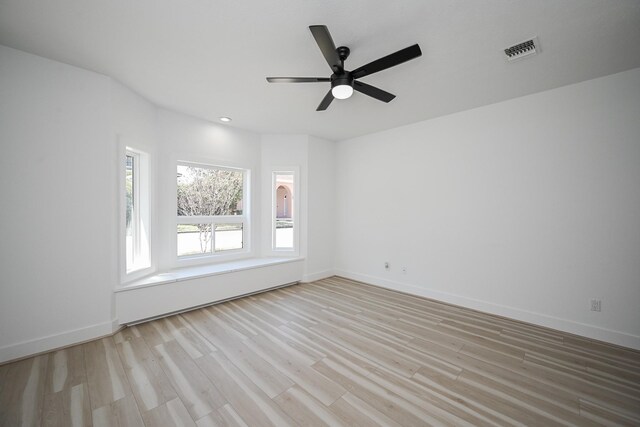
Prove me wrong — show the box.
[1,0,639,141]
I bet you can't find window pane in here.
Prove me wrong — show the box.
[214,223,243,252]
[125,155,135,269]
[274,173,294,249]
[275,219,293,249]
[177,224,212,257]
[177,165,243,216]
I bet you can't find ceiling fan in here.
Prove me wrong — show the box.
[266,25,422,111]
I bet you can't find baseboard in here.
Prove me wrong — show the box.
[335,269,640,351]
[0,320,117,364]
[302,269,335,283]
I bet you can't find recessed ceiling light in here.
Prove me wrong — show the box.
[219,116,232,122]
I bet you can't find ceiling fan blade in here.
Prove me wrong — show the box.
[352,44,422,79]
[309,25,341,71]
[354,81,396,103]
[266,77,330,83]
[316,90,334,111]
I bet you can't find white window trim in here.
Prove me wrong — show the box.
[271,167,300,256]
[121,146,152,284]
[175,160,251,267]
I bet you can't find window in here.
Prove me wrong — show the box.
[272,170,297,251]
[177,162,247,258]
[125,149,150,274]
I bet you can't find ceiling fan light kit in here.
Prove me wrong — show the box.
[331,75,354,99]
[266,25,422,111]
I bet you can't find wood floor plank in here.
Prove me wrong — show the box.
[280,322,379,375]
[44,345,86,394]
[183,308,294,399]
[262,296,320,328]
[225,300,322,366]
[42,383,91,427]
[205,304,260,338]
[0,363,8,392]
[251,292,317,325]
[453,344,583,414]
[116,336,177,412]
[371,367,507,426]
[454,369,601,426]
[195,351,296,427]
[142,397,197,427]
[137,319,174,347]
[310,322,421,378]
[329,392,403,427]
[152,340,226,420]
[273,385,347,426]
[579,398,640,426]
[313,357,456,426]
[84,337,131,410]
[161,316,220,358]
[175,314,220,354]
[244,334,347,406]
[92,395,144,427]
[0,355,48,427]
[113,325,142,345]
[323,313,464,380]
[563,335,640,366]
[195,404,249,427]
[524,351,640,396]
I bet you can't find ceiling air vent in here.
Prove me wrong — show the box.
[504,37,540,62]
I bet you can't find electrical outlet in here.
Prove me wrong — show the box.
[590,299,602,312]
[384,262,390,270]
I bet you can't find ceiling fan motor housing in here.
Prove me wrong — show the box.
[331,72,353,89]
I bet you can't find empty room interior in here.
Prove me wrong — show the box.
[1,1,640,426]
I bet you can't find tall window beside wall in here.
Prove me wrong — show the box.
[125,149,150,274]
[272,169,298,253]
[177,162,248,259]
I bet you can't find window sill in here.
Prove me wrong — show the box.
[116,256,304,293]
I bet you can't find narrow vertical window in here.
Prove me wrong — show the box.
[273,171,295,250]
[125,153,137,269]
[125,149,150,275]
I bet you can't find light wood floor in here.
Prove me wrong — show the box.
[1,277,639,426]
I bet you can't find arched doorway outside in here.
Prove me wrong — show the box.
[276,185,292,218]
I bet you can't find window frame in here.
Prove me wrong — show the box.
[176,160,250,265]
[271,167,300,255]
[121,147,152,283]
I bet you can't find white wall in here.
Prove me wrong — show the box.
[335,67,640,349]
[0,46,116,361]
[306,136,336,281]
